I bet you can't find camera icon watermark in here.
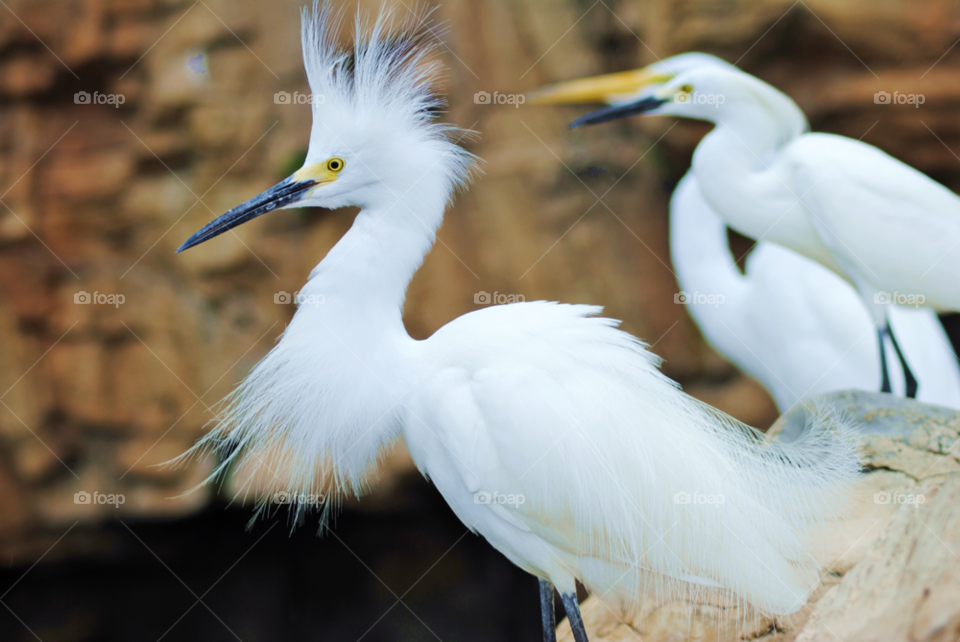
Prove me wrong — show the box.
[675,290,725,307]
[74,91,125,108]
[874,91,924,108]
[74,490,125,507]
[475,291,524,305]
[75,291,125,308]
[874,291,925,307]
[474,90,525,108]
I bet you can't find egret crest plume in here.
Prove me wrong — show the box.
[300,1,470,175]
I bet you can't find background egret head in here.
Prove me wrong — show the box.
[529,54,807,146]
[567,65,794,131]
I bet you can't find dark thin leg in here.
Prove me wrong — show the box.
[560,591,589,642]
[878,328,892,394]
[539,579,557,642]
[887,325,919,398]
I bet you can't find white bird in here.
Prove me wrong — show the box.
[529,56,960,411]
[558,60,960,400]
[176,8,861,641]
[671,173,960,410]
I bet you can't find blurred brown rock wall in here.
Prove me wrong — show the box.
[2,0,960,557]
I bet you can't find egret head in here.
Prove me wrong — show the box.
[178,2,475,252]
[567,65,804,133]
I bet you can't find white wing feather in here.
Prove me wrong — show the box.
[788,133,960,310]
[404,302,861,616]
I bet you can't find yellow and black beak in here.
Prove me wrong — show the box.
[527,68,672,106]
[177,175,317,252]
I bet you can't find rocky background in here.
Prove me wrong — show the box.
[1,0,960,640]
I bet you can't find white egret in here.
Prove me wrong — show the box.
[176,8,861,641]
[530,56,960,410]
[560,61,960,400]
[671,173,960,411]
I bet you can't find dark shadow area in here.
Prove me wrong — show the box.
[1,476,544,642]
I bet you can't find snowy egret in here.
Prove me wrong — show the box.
[530,55,960,410]
[672,173,960,411]
[177,8,861,640]
[557,61,960,400]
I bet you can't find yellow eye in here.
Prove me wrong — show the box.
[326,157,345,173]
[679,84,694,94]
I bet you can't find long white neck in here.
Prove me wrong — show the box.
[670,174,754,370]
[300,178,451,348]
[670,175,749,309]
[691,87,832,265]
[692,101,786,214]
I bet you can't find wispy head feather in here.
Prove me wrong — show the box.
[300,1,476,195]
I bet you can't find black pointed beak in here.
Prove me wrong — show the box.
[177,176,317,252]
[570,96,668,129]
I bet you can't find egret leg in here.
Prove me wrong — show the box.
[560,591,589,642]
[539,579,557,642]
[877,328,892,394]
[886,325,919,398]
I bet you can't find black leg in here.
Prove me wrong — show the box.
[539,579,557,642]
[560,591,589,642]
[887,325,919,398]
[878,328,892,394]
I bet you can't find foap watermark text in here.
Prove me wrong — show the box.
[475,291,524,305]
[474,91,525,108]
[675,291,724,307]
[274,491,326,506]
[875,491,924,505]
[474,491,525,507]
[875,91,924,108]
[75,490,125,507]
[675,91,724,107]
[276,291,325,307]
[275,91,324,105]
[674,491,725,505]
[875,291,925,307]
[75,91,125,107]
[75,291,125,308]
